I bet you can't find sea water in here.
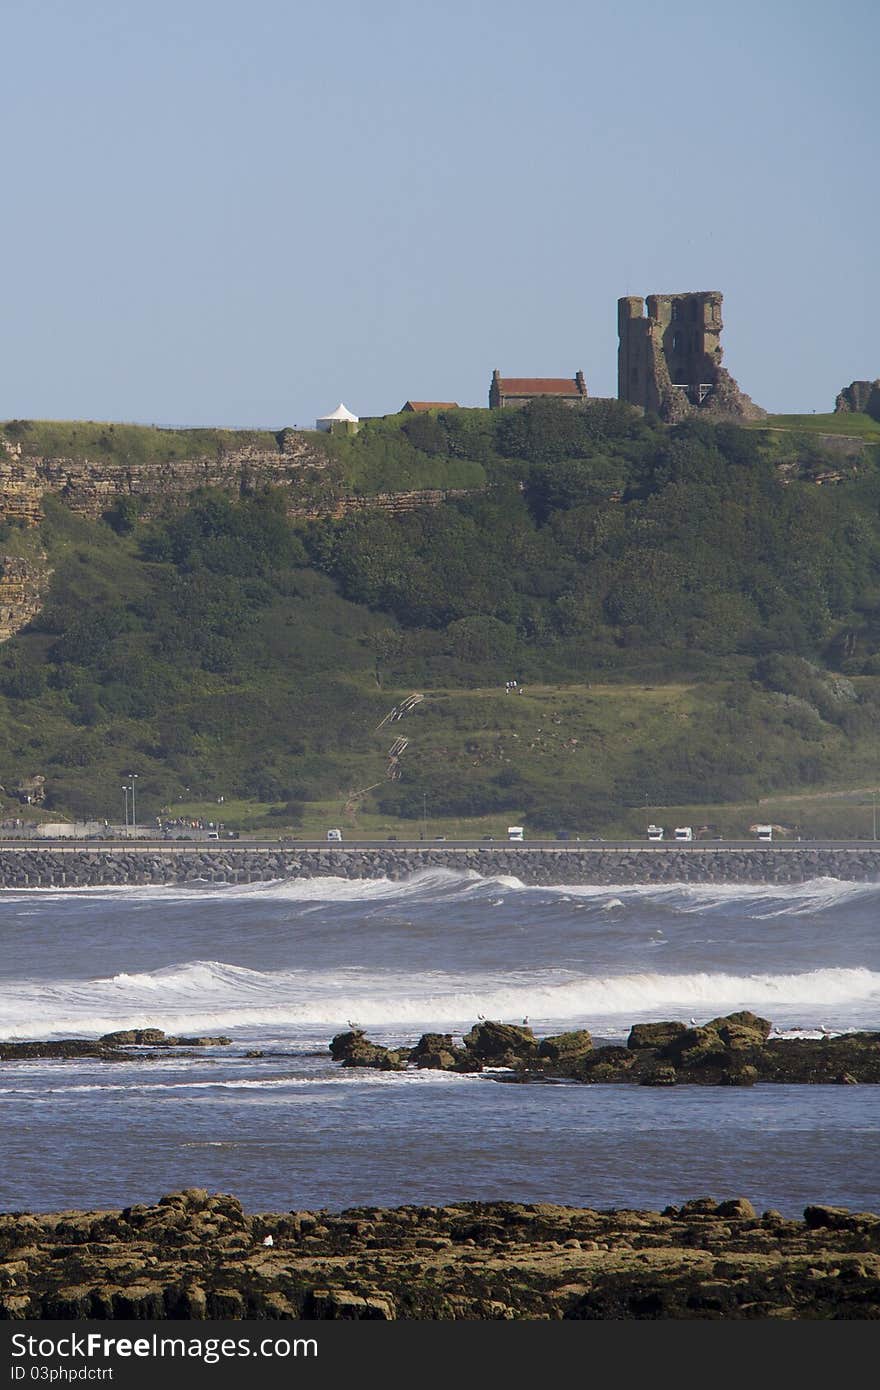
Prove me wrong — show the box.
[1,870,878,1216]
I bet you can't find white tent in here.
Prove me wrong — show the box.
[316,402,359,431]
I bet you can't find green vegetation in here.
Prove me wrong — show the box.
[2,402,880,837]
[307,412,488,495]
[0,419,282,465]
[743,413,880,438]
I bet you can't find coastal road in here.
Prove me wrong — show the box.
[2,837,880,853]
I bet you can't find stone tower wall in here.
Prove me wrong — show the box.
[618,291,765,422]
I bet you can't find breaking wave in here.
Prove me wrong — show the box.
[3,957,878,1041]
[4,870,880,919]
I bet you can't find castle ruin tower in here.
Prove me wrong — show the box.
[618,291,764,422]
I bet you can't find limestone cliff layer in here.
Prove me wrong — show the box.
[0,436,329,525]
[0,555,51,641]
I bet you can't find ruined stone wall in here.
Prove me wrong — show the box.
[835,380,880,421]
[618,291,765,423]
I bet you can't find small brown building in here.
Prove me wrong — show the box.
[489,371,587,409]
[399,401,460,413]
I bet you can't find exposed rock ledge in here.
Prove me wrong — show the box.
[330,1014,880,1086]
[0,1029,230,1062]
[1,1189,877,1319]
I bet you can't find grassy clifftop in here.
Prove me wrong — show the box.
[1,418,283,464]
[744,412,880,438]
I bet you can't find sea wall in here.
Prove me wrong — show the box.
[2,844,880,887]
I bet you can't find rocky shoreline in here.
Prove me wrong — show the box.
[4,1014,877,1084]
[331,1013,880,1086]
[2,844,880,887]
[0,1029,231,1064]
[1,1189,878,1320]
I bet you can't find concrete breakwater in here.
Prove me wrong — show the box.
[2,844,880,887]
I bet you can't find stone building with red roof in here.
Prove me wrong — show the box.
[489,370,587,409]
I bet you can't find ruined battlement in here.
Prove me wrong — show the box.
[618,290,765,423]
[835,380,880,421]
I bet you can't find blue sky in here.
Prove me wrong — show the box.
[3,0,877,426]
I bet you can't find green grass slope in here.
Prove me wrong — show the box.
[744,412,880,438]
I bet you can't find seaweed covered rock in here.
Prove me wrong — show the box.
[638,1064,677,1087]
[705,1012,772,1044]
[461,1021,539,1064]
[756,1032,880,1084]
[100,1028,168,1045]
[409,1033,473,1071]
[323,1015,880,1086]
[538,1029,593,1062]
[328,1030,406,1071]
[4,1191,880,1320]
[627,1022,687,1051]
[662,1026,730,1068]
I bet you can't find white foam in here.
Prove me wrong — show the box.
[4,870,877,917]
[0,1068,475,1097]
[2,957,877,1040]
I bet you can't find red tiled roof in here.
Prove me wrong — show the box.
[499,378,583,395]
[401,401,460,412]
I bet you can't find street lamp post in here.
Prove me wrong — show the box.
[125,773,138,838]
[873,792,877,842]
[122,784,130,834]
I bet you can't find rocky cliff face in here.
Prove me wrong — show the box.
[0,434,484,640]
[0,436,331,524]
[289,487,478,520]
[0,555,51,641]
[0,437,483,529]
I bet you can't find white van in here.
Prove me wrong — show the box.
[673,826,694,842]
[754,824,773,842]
[507,826,524,842]
[326,828,343,842]
[646,824,664,841]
